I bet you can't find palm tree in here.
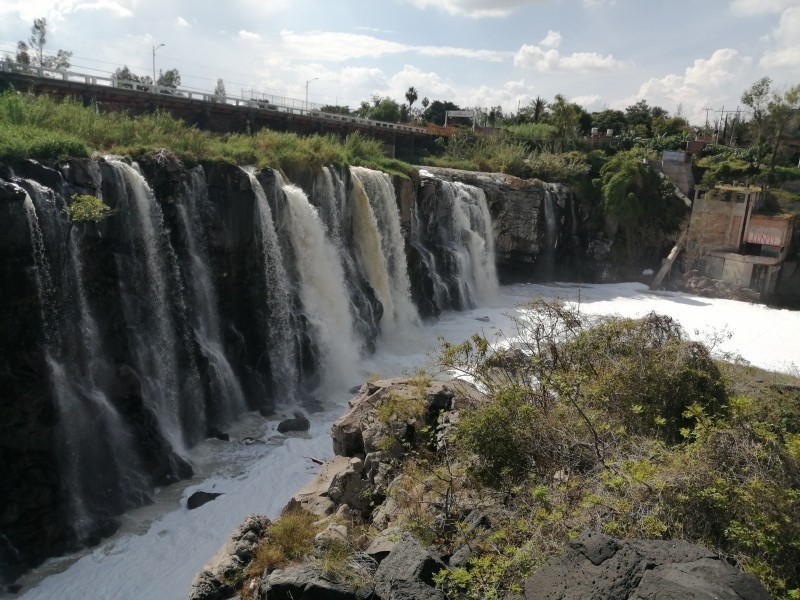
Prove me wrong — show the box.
[405,86,418,107]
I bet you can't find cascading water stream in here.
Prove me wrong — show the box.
[105,159,202,453]
[177,169,246,424]
[416,174,499,310]
[350,167,419,334]
[451,181,498,305]
[312,168,381,347]
[542,189,558,281]
[246,169,300,402]
[279,180,360,387]
[23,183,148,543]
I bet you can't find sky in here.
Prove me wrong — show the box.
[0,0,798,126]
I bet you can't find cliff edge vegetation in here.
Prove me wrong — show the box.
[0,91,411,175]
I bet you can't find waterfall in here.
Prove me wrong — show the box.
[416,174,499,310]
[177,169,246,425]
[279,180,360,387]
[452,181,498,305]
[541,189,558,281]
[350,167,419,334]
[105,159,204,452]
[313,168,381,349]
[246,169,300,402]
[23,184,149,544]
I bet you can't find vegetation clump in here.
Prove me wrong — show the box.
[427,298,800,599]
[0,91,403,174]
[65,194,112,223]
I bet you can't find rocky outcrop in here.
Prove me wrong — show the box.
[190,380,772,600]
[523,531,771,600]
[188,514,272,600]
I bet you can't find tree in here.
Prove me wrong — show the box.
[405,86,418,107]
[114,65,149,89]
[625,99,667,136]
[157,68,181,95]
[545,94,583,150]
[29,18,47,67]
[213,78,226,98]
[741,76,775,166]
[354,96,401,122]
[422,99,461,125]
[15,41,30,65]
[764,83,800,179]
[591,109,626,136]
[421,97,430,109]
[600,151,686,265]
[518,96,548,124]
[17,18,72,70]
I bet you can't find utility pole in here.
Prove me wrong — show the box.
[703,107,712,130]
[305,77,318,111]
[152,43,164,89]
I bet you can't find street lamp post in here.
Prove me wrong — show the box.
[305,77,318,111]
[152,43,165,90]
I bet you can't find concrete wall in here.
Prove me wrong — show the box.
[686,196,747,254]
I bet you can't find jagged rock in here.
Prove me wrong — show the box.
[365,529,416,563]
[277,412,310,434]
[331,378,456,458]
[188,514,271,600]
[315,524,348,548]
[373,536,446,600]
[522,531,771,600]
[208,428,230,442]
[187,491,224,510]
[259,564,356,600]
[286,455,359,516]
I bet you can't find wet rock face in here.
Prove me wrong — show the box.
[0,175,71,583]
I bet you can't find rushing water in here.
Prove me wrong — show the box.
[15,281,800,600]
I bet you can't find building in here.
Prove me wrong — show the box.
[682,185,798,299]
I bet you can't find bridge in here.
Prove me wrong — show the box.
[0,59,452,156]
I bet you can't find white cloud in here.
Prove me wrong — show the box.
[399,0,545,18]
[0,0,135,20]
[539,30,561,48]
[279,30,506,62]
[238,30,262,42]
[629,48,752,124]
[571,94,603,110]
[730,0,796,15]
[514,43,625,72]
[387,64,455,100]
[760,7,800,68]
[73,1,133,17]
[583,0,616,6]
[176,16,189,28]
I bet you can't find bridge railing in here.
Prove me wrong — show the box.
[0,58,433,136]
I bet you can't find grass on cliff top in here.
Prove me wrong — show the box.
[0,91,410,174]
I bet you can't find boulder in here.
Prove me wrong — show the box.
[277,412,310,434]
[373,536,446,600]
[187,491,224,510]
[522,531,771,600]
[188,514,271,600]
[259,564,356,600]
[285,456,360,517]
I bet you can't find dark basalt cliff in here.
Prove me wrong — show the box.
[0,156,608,586]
